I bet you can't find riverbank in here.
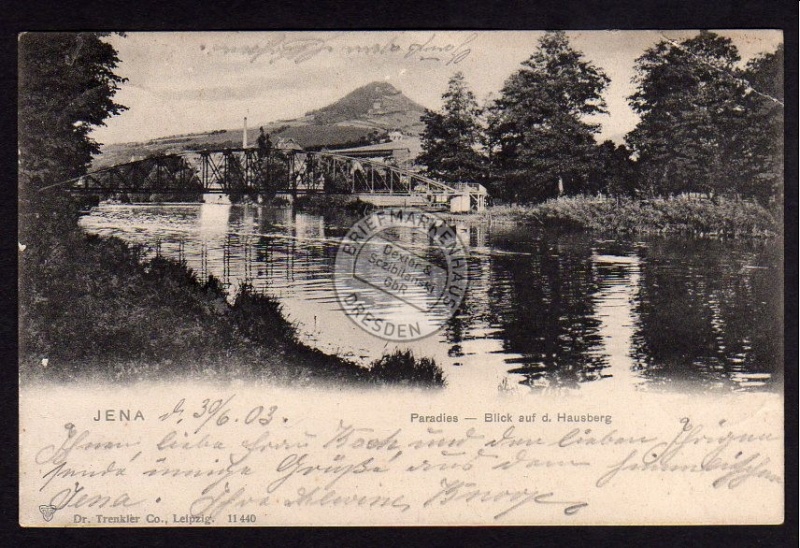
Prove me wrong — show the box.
[19,206,444,387]
[442,195,781,238]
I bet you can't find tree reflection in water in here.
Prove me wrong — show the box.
[81,204,782,394]
[630,238,782,391]
[465,229,781,393]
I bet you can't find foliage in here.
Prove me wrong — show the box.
[258,151,291,198]
[15,33,444,388]
[480,195,779,237]
[18,229,442,385]
[739,44,784,202]
[626,31,783,202]
[20,232,234,370]
[341,198,376,217]
[19,33,128,249]
[486,31,610,202]
[228,283,298,346]
[18,33,127,191]
[369,349,446,387]
[592,141,638,196]
[417,72,487,184]
[293,195,374,221]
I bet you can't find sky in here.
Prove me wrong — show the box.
[91,30,783,146]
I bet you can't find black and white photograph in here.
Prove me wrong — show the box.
[17,30,786,527]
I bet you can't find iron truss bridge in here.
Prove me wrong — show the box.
[45,148,488,211]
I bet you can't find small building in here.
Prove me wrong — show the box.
[453,182,488,212]
[449,193,471,213]
[275,137,304,152]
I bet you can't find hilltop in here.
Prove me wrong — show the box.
[95,82,427,169]
[306,81,426,128]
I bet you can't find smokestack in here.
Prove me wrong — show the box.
[243,117,248,148]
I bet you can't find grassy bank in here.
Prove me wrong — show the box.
[19,208,444,387]
[449,195,781,238]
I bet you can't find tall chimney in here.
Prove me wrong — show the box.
[243,117,248,148]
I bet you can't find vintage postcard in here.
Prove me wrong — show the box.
[18,30,784,526]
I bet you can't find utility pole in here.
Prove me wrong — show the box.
[243,117,248,148]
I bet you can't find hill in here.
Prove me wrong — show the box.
[94,82,427,169]
[306,81,426,129]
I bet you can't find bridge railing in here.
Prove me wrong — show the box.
[306,152,474,197]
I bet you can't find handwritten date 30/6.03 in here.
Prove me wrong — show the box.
[30,395,782,524]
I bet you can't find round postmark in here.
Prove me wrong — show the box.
[333,207,469,342]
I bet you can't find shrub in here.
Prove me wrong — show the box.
[341,198,375,217]
[485,195,779,237]
[229,283,297,345]
[18,228,378,385]
[369,349,446,387]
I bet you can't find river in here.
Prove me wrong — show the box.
[79,203,783,395]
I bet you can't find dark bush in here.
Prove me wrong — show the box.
[369,349,446,387]
[342,198,375,217]
[229,283,297,345]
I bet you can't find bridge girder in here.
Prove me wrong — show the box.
[49,148,487,211]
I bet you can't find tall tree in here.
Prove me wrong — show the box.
[739,44,784,202]
[486,31,609,203]
[18,33,129,362]
[416,72,486,184]
[626,31,753,197]
[19,33,127,192]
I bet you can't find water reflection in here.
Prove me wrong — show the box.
[79,203,782,394]
[482,235,608,391]
[591,251,642,390]
[630,238,783,391]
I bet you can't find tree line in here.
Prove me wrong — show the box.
[17,31,783,210]
[417,31,783,204]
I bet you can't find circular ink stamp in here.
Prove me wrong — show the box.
[333,207,468,341]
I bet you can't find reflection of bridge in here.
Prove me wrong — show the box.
[55,149,488,212]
